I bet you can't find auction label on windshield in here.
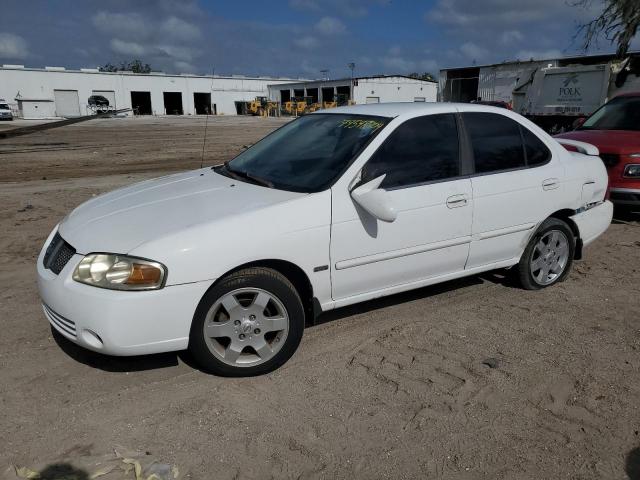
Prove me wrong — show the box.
[340,119,384,130]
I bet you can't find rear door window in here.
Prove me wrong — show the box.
[463,112,525,173]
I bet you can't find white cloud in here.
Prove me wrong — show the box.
[174,60,197,73]
[294,36,320,49]
[156,45,199,62]
[93,11,151,38]
[427,0,564,27]
[381,56,438,73]
[460,42,488,60]
[0,32,29,59]
[315,17,347,35]
[290,0,387,17]
[161,16,201,41]
[110,39,147,56]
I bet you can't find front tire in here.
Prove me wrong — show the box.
[516,218,575,290]
[189,267,305,376]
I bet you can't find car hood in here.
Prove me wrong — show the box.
[555,129,640,155]
[59,168,305,254]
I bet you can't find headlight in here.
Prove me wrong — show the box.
[623,164,640,178]
[73,254,166,290]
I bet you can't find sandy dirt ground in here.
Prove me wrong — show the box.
[0,116,639,480]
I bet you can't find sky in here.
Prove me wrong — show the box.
[0,0,629,79]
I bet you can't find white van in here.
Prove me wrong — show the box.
[0,99,13,120]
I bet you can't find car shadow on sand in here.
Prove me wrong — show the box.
[51,327,184,373]
[52,272,514,372]
[627,446,640,480]
[312,274,494,327]
[34,463,89,480]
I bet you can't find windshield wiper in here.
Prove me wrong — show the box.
[222,162,274,188]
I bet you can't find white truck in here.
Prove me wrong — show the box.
[513,58,640,132]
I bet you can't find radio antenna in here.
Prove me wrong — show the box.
[200,67,215,169]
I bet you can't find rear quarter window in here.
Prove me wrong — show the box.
[522,127,551,166]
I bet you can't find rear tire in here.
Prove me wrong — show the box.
[516,218,575,290]
[189,267,305,376]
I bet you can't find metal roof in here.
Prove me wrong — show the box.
[0,65,301,82]
[440,50,640,72]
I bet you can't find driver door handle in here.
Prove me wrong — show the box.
[446,194,468,208]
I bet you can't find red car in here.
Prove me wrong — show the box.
[556,92,640,208]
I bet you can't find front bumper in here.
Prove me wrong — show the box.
[570,200,613,248]
[609,188,640,206]
[37,231,213,356]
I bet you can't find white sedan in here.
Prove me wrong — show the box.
[37,103,613,376]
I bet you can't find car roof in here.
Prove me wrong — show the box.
[315,101,514,119]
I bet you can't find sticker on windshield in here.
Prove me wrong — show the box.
[339,119,384,131]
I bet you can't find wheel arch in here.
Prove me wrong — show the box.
[208,259,317,324]
[548,209,583,259]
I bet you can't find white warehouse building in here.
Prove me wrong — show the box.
[0,64,300,119]
[268,75,438,105]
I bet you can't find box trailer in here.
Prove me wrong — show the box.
[513,64,612,131]
[440,53,640,133]
[513,58,640,132]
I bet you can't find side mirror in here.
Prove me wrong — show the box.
[350,174,397,222]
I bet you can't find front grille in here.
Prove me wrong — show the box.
[43,232,76,274]
[43,304,77,338]
[610,191,640,203]
[599,153,619,169]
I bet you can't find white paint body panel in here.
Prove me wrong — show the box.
[37,103,612,356]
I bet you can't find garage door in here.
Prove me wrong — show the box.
[54,90,81,117]
[92,90,116,109]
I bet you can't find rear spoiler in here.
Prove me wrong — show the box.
[555,138,600,156]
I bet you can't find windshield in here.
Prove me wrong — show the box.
[222,113,388,192]
[0,104,9,110]
[580,96,640,131]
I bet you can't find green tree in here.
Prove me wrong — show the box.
[408,72,436,82]
[575,0,640,57]
[99,59,152,73]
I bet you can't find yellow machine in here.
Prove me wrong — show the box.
[282,100,295,115]
[307,102,322,113]
[322,101,337,109]
[296,97,312,115]
[246,97,280,117]
[262,100,279,117]
[246,97,262,115]
[282,97,314,116]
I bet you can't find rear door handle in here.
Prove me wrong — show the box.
[542,178,559,191]
[446,194,468,208]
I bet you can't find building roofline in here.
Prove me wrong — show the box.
[0,64,303,82]
[267,74,437,88]
[439,50,640,72]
